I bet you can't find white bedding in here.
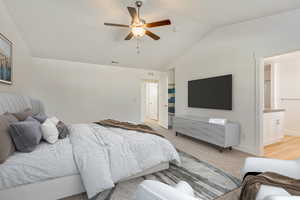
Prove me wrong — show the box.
[0,123,180,199]
[69,124,180,198]
[0,138,78,190]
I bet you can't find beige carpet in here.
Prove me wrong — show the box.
[62,122,252,200]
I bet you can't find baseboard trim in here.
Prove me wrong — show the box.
[233,145,258,156]
[284,129,300,136]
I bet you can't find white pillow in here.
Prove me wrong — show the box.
[41,118,59,144]
[48,116,59,125]
[174,181,194,197]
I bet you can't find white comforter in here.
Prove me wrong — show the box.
[0,138,77,190]
[69,124,180,198]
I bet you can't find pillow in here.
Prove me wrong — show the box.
[49,117,59,125]
[41,118,59,144]
[25,116,40,123]
[9,121,42,153]
[12,108,34,121]
[33,112,47,123]
[0,113,18,163]
[57,121,70,139]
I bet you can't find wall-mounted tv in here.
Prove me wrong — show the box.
[188,74,232,110]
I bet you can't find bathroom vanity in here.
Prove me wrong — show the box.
[263,109,285,146]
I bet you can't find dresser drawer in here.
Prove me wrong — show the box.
[174,117,226,146]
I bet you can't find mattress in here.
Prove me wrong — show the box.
[0,137,78,190]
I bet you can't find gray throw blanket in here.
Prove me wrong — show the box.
[95,119,164,138]
[240,172,300,200]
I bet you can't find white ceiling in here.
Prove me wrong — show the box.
[265,51,300,64]
[3,0,300,70]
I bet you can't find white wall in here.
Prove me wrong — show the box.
[277,60,300,135]
[170,9,300,154]
[31,58,162,124]
[0,0,33,94]
[168,69,175,84]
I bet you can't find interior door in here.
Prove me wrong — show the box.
[159,72,169,129]
[148,82,158,120]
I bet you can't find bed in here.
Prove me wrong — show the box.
[0,93,179,200]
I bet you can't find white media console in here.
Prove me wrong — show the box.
[173,115,240,152]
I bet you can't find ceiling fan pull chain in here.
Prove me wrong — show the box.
[137,6,140,22]
[136,38,141,54]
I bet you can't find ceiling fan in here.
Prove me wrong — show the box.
[104,0,171,41]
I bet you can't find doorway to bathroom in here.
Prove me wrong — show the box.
[262,51,300,160]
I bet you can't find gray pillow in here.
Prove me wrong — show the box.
[57,121,70,139]
[33,113,47,123]
[26,116,40,123]
[9,121,42,152]
[0,113,18,163]
[12,108,34,121]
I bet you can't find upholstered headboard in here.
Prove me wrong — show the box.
[0,93,45,115]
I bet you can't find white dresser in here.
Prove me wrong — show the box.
[173,115,240,151]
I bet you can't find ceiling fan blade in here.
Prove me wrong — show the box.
[104,23,130,28]
[124,32,134,40]
[127,7,138,22]
[145,19,171,28]
[145,30,160,40]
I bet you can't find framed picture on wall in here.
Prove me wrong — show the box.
[0,33,12,85]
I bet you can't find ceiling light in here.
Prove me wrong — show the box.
[131,26,146,37]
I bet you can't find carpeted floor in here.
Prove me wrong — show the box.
[62,122,252,200]
[91,151,241,200]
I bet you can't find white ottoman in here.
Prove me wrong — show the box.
[134,180,200,200]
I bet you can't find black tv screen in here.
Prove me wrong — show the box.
[188,74,232,110]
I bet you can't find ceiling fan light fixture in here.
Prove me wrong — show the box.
[131,26,146,37]
[104,0,171,42]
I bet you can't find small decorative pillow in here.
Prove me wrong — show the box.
[49,117,59,126]
[57,121,70,139]
[41,118,59,144]
[9,121,42,153]
[33,112,48,123]
[12,108,34,121]
[25,116,40,123]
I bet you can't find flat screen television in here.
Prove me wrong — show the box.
[188,74,232,110]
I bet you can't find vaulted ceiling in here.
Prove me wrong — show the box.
[3,0,300,70]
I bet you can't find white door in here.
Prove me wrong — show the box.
[159,72,169,129]
[148,82,158,120]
